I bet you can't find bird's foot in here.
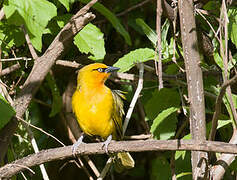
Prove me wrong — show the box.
[72,134,85,156]
[102,135,112,154]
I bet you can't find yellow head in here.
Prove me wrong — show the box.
[77,63,119,88]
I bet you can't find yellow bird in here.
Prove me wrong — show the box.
[71,63,134,172]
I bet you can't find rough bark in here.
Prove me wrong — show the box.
[1,139,237,179]
[178,0,208,179]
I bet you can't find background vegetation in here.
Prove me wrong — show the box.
[0,0,237,179]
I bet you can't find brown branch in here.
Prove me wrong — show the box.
[178,0,208,179]
[22,26,38,60]
[56,60,81,68]
[0,63,21,76]
[211,130,237,179]
[0,57,32,61]
[0,0,96,163]
[208,74,237,141]
[1,140,237,178]
[155,0,163,89]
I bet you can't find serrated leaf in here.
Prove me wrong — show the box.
[4,0,57,51]
[0,94,16,129]
[74,23,105,61]
[46,74,62,117]
[136,18,157,46]
[150,107,179,136]
[113,48,155,72]
[145,88,180,140]
[80,0,131,45]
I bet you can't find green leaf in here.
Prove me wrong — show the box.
[228,7,237,49]
[4,0,57,51]
[151,157,171,180]
[80,0,131,45]
[161,20,171,60]
[175,134,191,160]
[46,74,62,117]
[150,107,179,139]
[136,18,157,46]
[176,172,192,179]
[74,23,106,61]
[0,94,16,129]
[145,88,180,140]
[213,51,223,70]
[113,48,155,72]
[58,0,75,11]
[0,22,25,56]
[55,14,73,28]
[145,88,180,119]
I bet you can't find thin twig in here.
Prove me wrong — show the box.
[11,164,35,175]
[22,25,38,60]
[16,116,65,147]
[124,134,151,140]
[24,111,49,180]
[83,156,100,178]
[10,141,28,179]
[208,74,237,140]
[116,0,152,17]
[97,158,113,180]
[0,79,14,105]
[123,63,144,135]
[170,152,177,180]
[94,0,152,24]
[0,57,32,62]
[156,0,163,89]
[171,3,184,72]
[222,0,237,126]
[196,9,221,43]
[0,63,21,76]
[77,158,94,180]
[56,60,81,68]
[209,0,237,141]
[4,86,49,180]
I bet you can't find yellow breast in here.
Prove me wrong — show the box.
[72,86,116,139]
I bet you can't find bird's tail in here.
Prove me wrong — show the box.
[113,152,135,173]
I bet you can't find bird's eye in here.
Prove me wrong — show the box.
[97,68,104,72]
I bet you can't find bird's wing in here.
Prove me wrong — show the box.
[111,90,125,140]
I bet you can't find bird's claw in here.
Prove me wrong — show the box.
[72,134,85,156]
[102,135,112,154]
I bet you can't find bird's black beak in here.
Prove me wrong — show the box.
[104,66,120,73]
